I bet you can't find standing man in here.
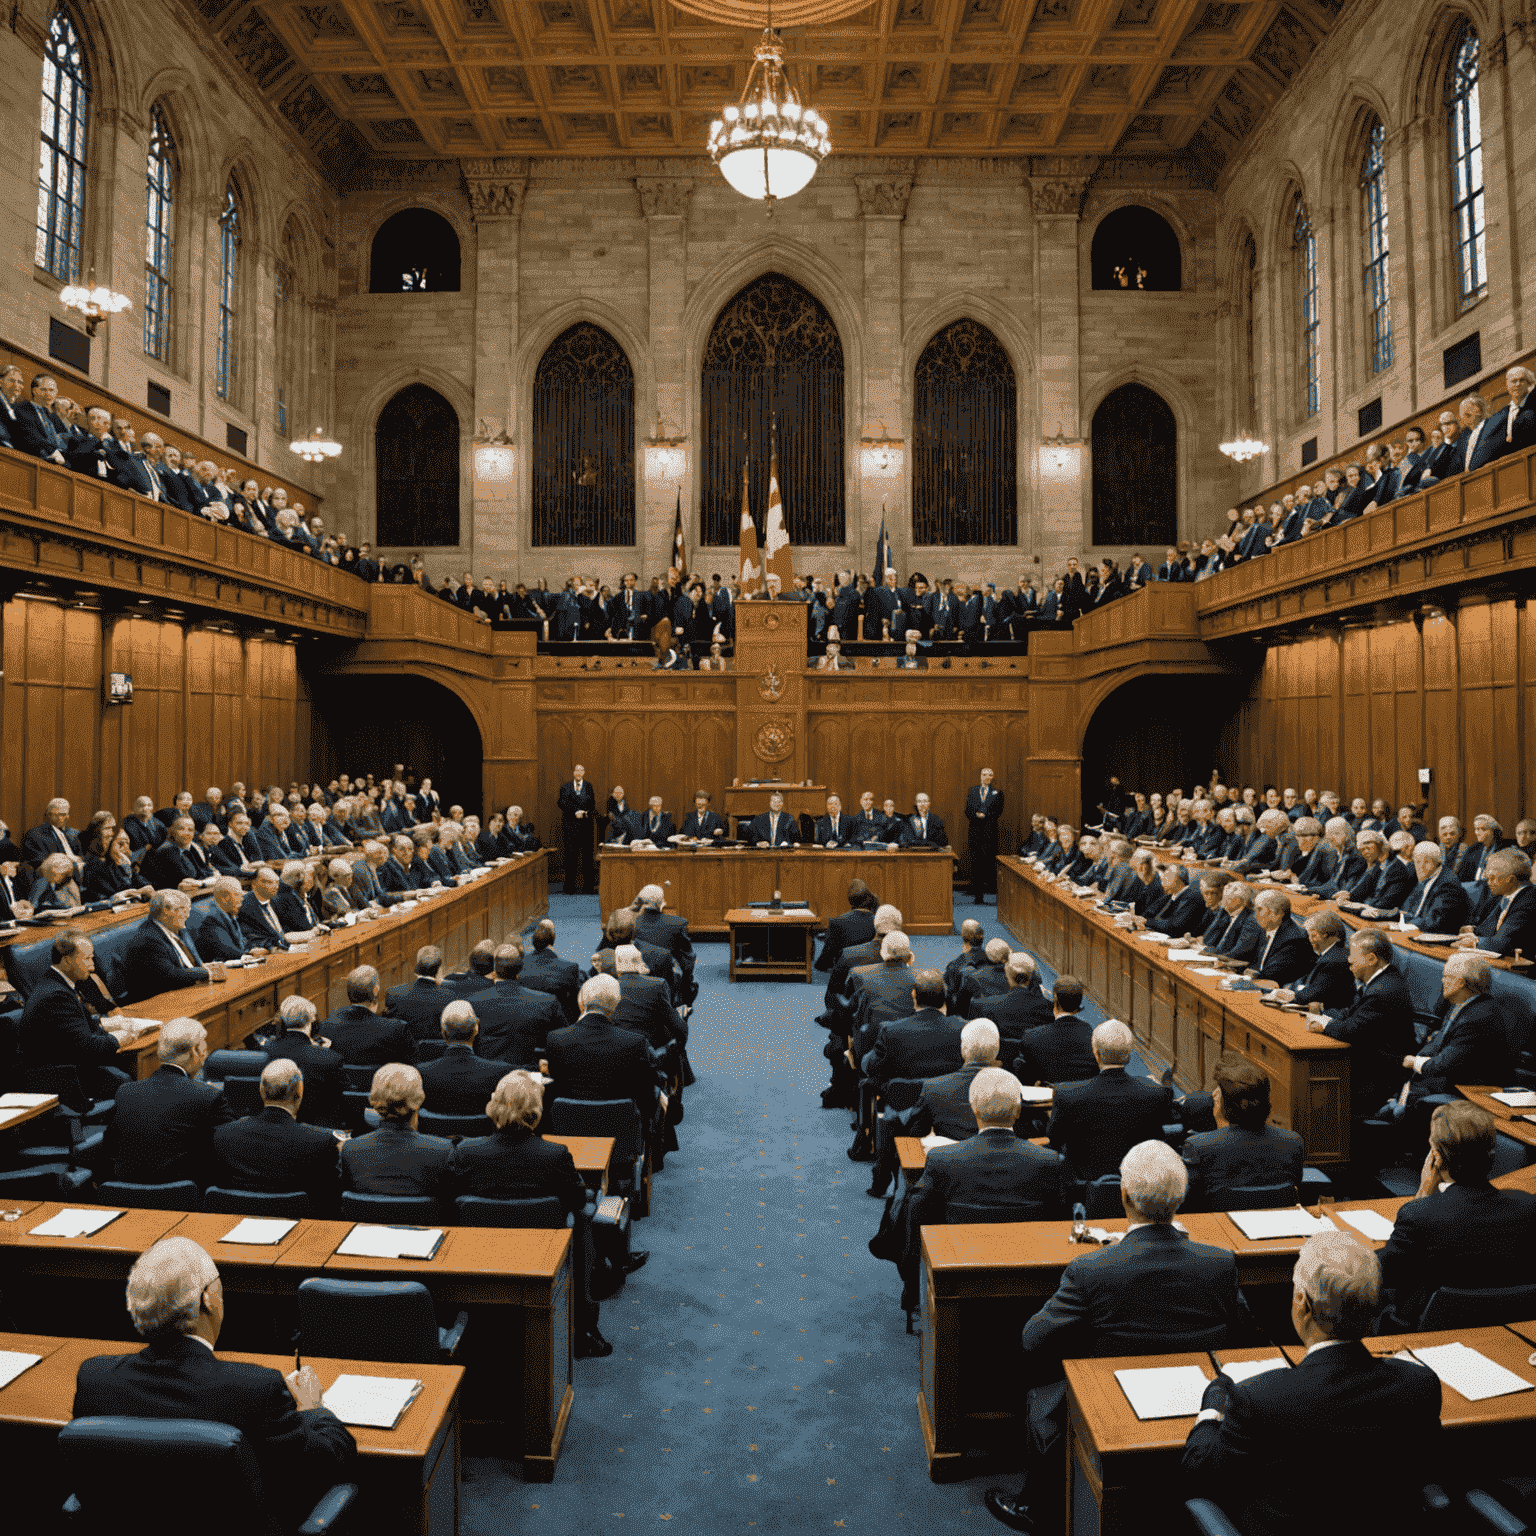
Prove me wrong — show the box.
[964,767,1004,906]
[558,764,597,896]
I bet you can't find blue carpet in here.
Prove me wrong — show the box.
[460,893,1134,1533]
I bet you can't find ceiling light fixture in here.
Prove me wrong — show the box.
[290,428,342,465]
[59,268,131,336]
[1219,433,1269,464]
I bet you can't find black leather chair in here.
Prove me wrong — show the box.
[1084,1173,1122,1219]
[13,1102,106,1170]
[453,1194,568,1228]
[338,1191,445,1225]
[544,1097,649,1216]
[203,1049,268,1082]
[1419,1282,1536,1330]
[96,1179,200,1211]
[341,1064,376,1091]
[202,1187,314,1219]
[0,1161,91,1199]
[58,1415,356,1535]
[417,1108,494,1140]
[948,1200,1056,1223]
[296,1278,466,1364]
[1205,1181,1298,1212]
[1187,1487,1452,1535]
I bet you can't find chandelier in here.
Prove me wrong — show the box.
[1219,434,1269,464]
[290,428,342,465]
[59,270,131,337]
[708,25,830,207]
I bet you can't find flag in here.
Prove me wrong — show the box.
[763,436,795,592]
[872,503,892,588]
[738,460,762,598]
[671,493,687,578]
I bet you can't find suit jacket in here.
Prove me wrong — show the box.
[1407,994,1510,1100]
[1250,917,1314,984]
[418,1042,509,1117]
[679,809,728,842]
[106,1064,234,1185]
[445,1125,587,1214]
[964,784,1004,843]
[190,903,250,962]
[11,399,66,460]
[1472,881,1536,957]
[340,1119,455,1200]
[632,810,676,843]
[1046,1068,1174,1187]
[1147,885,1208,937]
[907,1060,989,1141]
[978,985,1054,1049]
[906,1127,1064,1228]
[812,813,857,848]
[634,908,695,989]
[613,972,685,1052]
[1390,866,1470,930]
[862,1008,966,1091]
[1181,1340,1442,1536]
[19,967,125,1072]
[1323,967,1417,1114]
[817,907,876,974]
[1290,942,1355,1012]
[273,884,324,932]
[321,1004,417,1068]
[1369,856,1418,912]
[383,977,451,1041]
[558,780,597,824]
[466,980,565,1066]
[1487,397,1536,456]
[520,947,583,1023]
[956,963,1011,1020]
[544,1012,656,1118]
[211,1105,340,1210]
[852,962,920,1050]
[1014,1014,1097,1086]
[1232,833,1278,875]
[259,1030,347,1128]
[747,810,801,846]
[1180,1124,1305,1211]
[122,917,212,1000]
[73,1333,356,1531]
[1213,910,1262,965]
[22,821,82,867]
[238,892,290,950]
[898,812,947,848]
[1461,417,1503,473]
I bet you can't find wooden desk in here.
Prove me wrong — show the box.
[1200,1198,1403,1281]
[545,1134,613,1194]
[0,1095,61,1134]
[726,906,820,982]
[0,1333,462,1536]
[598,846,954,936]
[0,1202,573,1480]
[1066,1346,1289,1536]
[997,858,1352,1164]
[1495,1163,1536,1192]
[1456,1085,1536,1149]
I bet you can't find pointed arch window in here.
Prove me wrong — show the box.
[216,182,242,402]
[1293,196,1320,419]
[1446,23,1486,307]
[37,5,91,282]
[144,105,177,363]
[1360,119,1391,374]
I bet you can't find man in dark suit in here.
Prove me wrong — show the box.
[436,941,498,1008]
[320,965,417,1068]
[104,1018,234,1187]
[985,1139,1245,1532]
[817,879,878,974]
[1459,392,1503,474]
[543,974,659,1123]
[140,815,209,891]
[211,1057,341,1211]
[22,796,82,869]
[1013,976,1098,1087]
[860,969,964,1091]
[607,573,652,641]
[1370,839,1470,931]
[850,935,920,1052]
[122,795,166,866]
[631,795,675,844]
[1136,864,1207,938]
[601,785,637,845]
[1247,889,1314,984]
[384,944,452,1041]
[1182,1228,1442,1536]
[978,953,1053,1049]
[1391,952,1510,1119]
[679,789,728,844]
[466,942,565,1066]
[897,792,947,849]
[237,867,292,953]
[957,937,1013,1018]
[10,372,68,462]
[521,921,583,1023]
[1485,364,1535,458]
[340,1062,454,1199]
[610,945,688,1056]
[558,764,597,895]
[252,805,304,862]
[905,1020,1002,1141]
[121,890,226,1002]
[812,794,857,849]
[1307,929,1416,1120]
[866,567,906,638]
[747,791,801,847]
[592,909,678,1001]
[1270,909,1356,1012]
[1359,829,1420,915]
[1180,1053,1304,1211]
[74,1237,356,1528]
[417,1003,510,1115]
[259,995,347,1130]
[1464,845,1536,957]
[633,884,696,1001]
[18,929,137,1093]
[964,768,1004,904]
[1046,1021,1173,1196]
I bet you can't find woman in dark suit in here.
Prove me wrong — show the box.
[340,1063,453,1203]
[1180,1053,1304,1212]
[81,827,153,904]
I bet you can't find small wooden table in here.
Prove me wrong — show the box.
[725,906,820,983]
[545,1134,614,1194]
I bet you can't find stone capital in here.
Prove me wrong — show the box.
[635,176,694,218]
[1028,177,1090,218]
[854,173,914,219]
[462,158,529,222]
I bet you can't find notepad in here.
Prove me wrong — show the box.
[1220,1358,1291,1386]
[1225,1206,1336,1240]
[321,1373,424,1429]
[1114,1364,1211,1420]
[1166,948,1204,962]
[1407,1343,1535,1402]
[220,1218,297,1245]
[1193,967,1229,977]
[28,1208,123,1239]
[920,1132,957,1150]
[335,1225,444,1261]
[0,1092,55,1109]
[1490,1090,1536,1109]
[1334,1208,1396,1242]
[1018,1084,1054,1104]
[0,1352,43,1390]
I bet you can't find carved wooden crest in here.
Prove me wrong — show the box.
[758,665,784,701]
[754,720,794,763]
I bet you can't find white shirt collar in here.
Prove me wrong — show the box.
[186,1332,216,1352]
[1304,1338,1348,1357]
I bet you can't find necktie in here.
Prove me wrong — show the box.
[1497,895,1513,931]
[1509,405,1518,444]
[261,901,281,934]
[920,819,927,839]
[651,815,659,833]
[770,815,778,842]
[1260,930,1275,969]
[55,826,72,857]
[166,928,196,968]
[1415,879,1432,917]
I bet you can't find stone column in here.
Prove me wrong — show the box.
[854,165,914,572]
[1029,172,1090,575]
[1382,118,1420,392]
[462,158,528,570]
[636,175,693,576]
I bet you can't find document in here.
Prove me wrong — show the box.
[1193,967,1228,977]
[1225,1207,1336,1241]
[920,1132,957,1151]
[1165,948,1204,962]
[1114,1364,1211,1420]
[1407,1343,1535,1402]
[220,1218,297,1245]
[28,1208,123,1239]
[1334,1208,1396,1242]
[321,1373,424,1429]
[1219,1358,1291,1386]
[1018,1084,1054,1104]
[1490,1090,1536,1109]
[0,1352,43,1390]
[0,1092,56,1109]
[335,1225,445,1261]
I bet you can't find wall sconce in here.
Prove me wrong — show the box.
[645,415,688,481]
[473,443,515,482]
[1041,424,1083,474]
[860,436,904,476]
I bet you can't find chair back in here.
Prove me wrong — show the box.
[879,1077,924,1114]
[1209,1182,1298,1213]
[0,1162,92,1199]
[414,1037,447,1062]
[339,1191,446,1225]
[1419,1282,1536,1331]
[202,1187,313,1219]
[16,1063,95,1116]
[1084,1173,1123,1219]
[342,1063,377,1090]
[296,1277,441,1364]
[222,1077,263,1117]
[89,921,142,1005]
[454,1194,566,1228]
[544,1097,642,1162]
[203,1049,268,1082]
[948,1200,1054,1224]
[59,1417,270,1535]
[0,936,54,1002]
[97,1180,200,1212]
[418,1108,494,1140]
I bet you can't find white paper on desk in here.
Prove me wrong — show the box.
[1193,967,1228,977]
[28,1208,123,1239]
[336,1225,444,1260]
[1226,1207,1335,1240]
[220,1217,296,1245]
[1114,1364,1211,1420]
[322,1373,424,1429]
[0,1351,43,1390]
[920,1132,957,1150]
[1335,1208,1396,1241]
[1408,1343,1535,1402]
[1219,1358,1291,1386]
[0,1092,56,1108]
[1138,932,1175,943]
[1018,1084,1054,1104]
[1165,948,1204,962]
[1490,1090,1536,1109]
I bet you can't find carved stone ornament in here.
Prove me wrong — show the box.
[757,665,784,701]
[462,158,528,221]
[754,719,794,763]
[635,177,694,218]
[1030,177,1090,217]
[854,174,915,219]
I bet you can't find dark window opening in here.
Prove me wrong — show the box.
[369,209,461,293]
[376,383,460,545]
[1091,383,1177,546]
[1090,205,1182,291]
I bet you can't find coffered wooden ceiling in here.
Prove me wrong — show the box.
[192,0,1348,181]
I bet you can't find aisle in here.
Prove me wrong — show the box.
[460,895,1020,1532]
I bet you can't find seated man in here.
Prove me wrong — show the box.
[1179,1052,1304,1212]
[1136,864,1205,937]
[140,815,211,891]
[1013,975,1098,1087]
[210,1057,341,1212]
[1269,910,1355,1014]
[905,1019,1002,1141]
[1378,1101,1536,1330]
[1183,1230,1442,1534]
[980,952,1053,1048]
[73,1237,356,1528]
[521,920,583,1023]
[22,796,83,870]
[896,792,948,849]
[985,1141,1245,1533]
[1248,888,1314,984]
[385,944,451,1040]
[188,876,255,962]
[238,867,294,952]
[466,942,565,1066]
[19,928,139,1095]
[320,964,417,1068]
[259,994,347,1129]
[1461,845,1536,957]
[632,795,675,844]
[340,1063,454,1200]
[679,789,728,844]
[418,1002,509,1116]
[818,878,879,975]
[861,968,965,1092]
[121,890,226,1002]
[105,1018,234,1187]
[1305,929,1415,1122]
[1388,951,1509,1129]
[632,883,696,1002]
[747,791,801,847]
[1366,839,1469,930]
[813,794,857,848]
[955,937,1012,1018]
[544,973,659,1124]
